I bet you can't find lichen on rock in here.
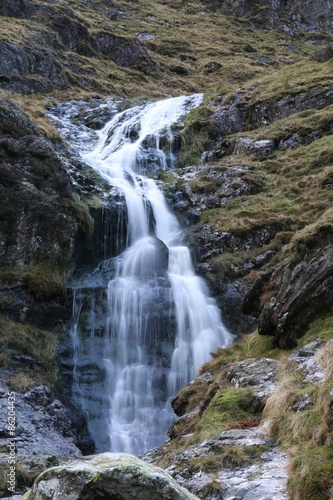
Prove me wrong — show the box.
[21,453,199,500]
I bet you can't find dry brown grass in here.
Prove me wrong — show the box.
[8,373,37,393]
[262,342,333,498]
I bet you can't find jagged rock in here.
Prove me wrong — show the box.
[0,381,84,457]
[242,268,275,318]
[21,453,199,500]
[210,87,333,148]
[171,372,214,417]
[0,374,93,496]
[0,41,68,93]
[233,137,275,158]
[204,0,333,35]
[0,98,78,267]
[192,223,279,261]
[279,129,325,150]
[288,339,326,381]
[151,427,288,500]
[221,281,258,335]
[227,358,277,407]
[310,43,333,62]
[93,32,156,71]
[0,0,35,18]
[210,92,248,138]
[258,249,333,346]
[249,87,333,129]
[165,163,265,220]
[227,358,277,391]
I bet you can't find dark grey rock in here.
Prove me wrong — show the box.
[210,92,248,138]
[0,97,78,268]
[221,281,258,335]
[93,31,156,72]
[0,41,68,93]
[310,43,333,62]
[258,248,333,346]
[206,0,333,36]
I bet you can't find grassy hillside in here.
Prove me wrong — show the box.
[0,0,322,128]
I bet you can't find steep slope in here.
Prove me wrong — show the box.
[0,0,318,101]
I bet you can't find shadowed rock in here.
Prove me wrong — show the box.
[258,247,333,346]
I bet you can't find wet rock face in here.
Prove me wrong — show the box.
[22,453,199,500]
[0,98,77,267]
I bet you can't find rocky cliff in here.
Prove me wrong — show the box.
[1,0,333,498]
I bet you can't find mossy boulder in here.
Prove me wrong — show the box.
[21,452,199,500]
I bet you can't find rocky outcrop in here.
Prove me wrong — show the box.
[0,0,155,94]
[233,137,275,158]
[166,429,288,500]
[144,354,287,500]
[209,87,333,149]
[0,97,79,267]
[248,87,333,129]
[256,247,333,347]
[0,41,68,93]
[203,0,333,35]
[93,32,155,72]
[21,452,199,500]
[0,377,93,497]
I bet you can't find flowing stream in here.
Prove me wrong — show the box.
[48,95,234,456]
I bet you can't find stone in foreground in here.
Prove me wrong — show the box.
[21,452,199,500]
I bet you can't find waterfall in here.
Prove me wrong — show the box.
[48,94,234,456]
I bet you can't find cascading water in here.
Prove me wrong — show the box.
[48,94,234,456]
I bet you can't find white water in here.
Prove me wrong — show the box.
[51,94,234,455]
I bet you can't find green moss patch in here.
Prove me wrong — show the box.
[0,315,58,389]
[190,387,259,443]
[0,263,70,301]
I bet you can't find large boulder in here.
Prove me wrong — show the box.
[21,453,199,500]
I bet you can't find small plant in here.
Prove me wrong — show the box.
[0,316,59,387]
[202,479,225,496]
